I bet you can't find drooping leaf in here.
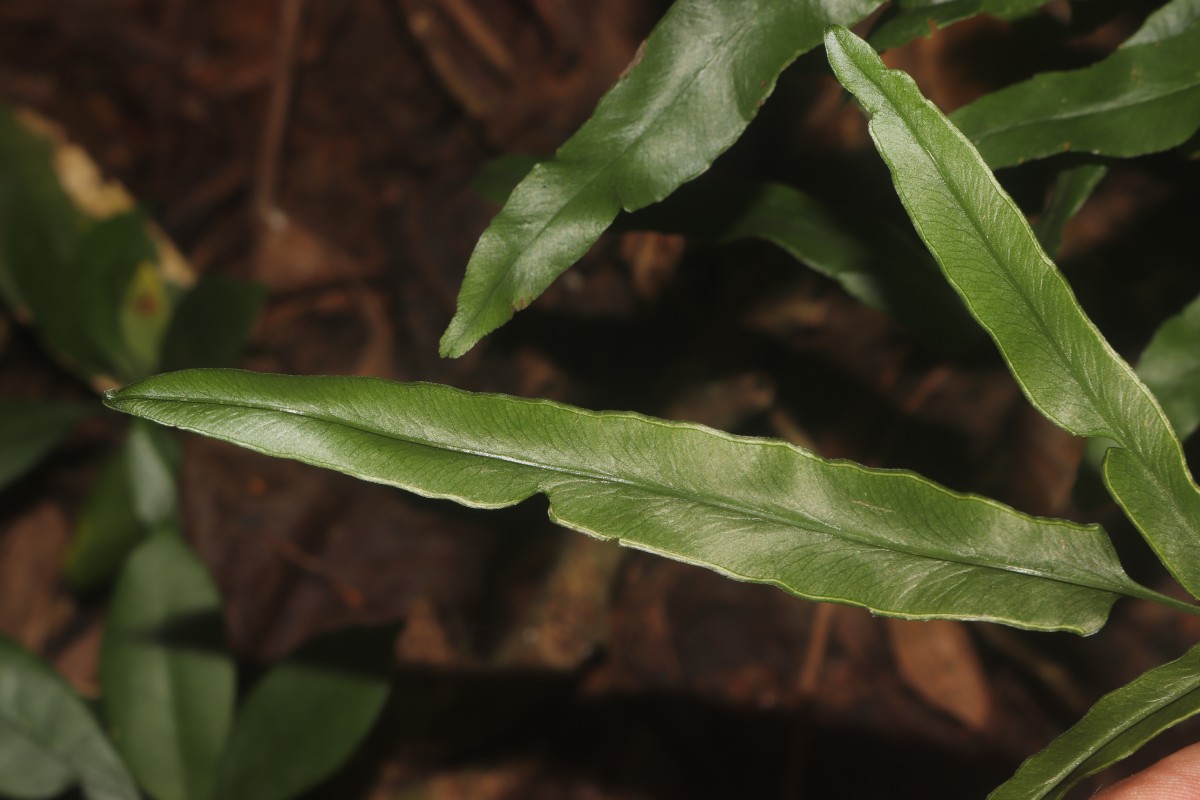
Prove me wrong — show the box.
[100,535,233,800]
[473,158,978,348]
[1031,163,1108,258]
[825,26,1200,597]
[950,12,1200,168]
[439,0,883,358]
[104,369,1191,634]
[0,401,88,491]
[160,275,265,372]
[66,419,180,592]
[212,626,393,800]
[989,641,1200,800]
[0,635,139,800]
[869,0,1047,52]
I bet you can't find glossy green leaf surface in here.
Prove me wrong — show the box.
[212,626,393,800]
[950,10,1200,168]
[0,401,87,490]
[160,275,265,372]
[439,0,882,358]
[707,181,976,346]
[106,369,1172,634]
[1031,164,1108,258]
[1124,0,1200,46]
[66,419,180,592]
[100,535,233,800]
[989,642,1200,800]
[0,635,138,800]
[869,0,1046,52]
[825,26,1200,596]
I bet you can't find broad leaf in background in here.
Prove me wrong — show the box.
[826,24,1200,599]
[438,0,883,358]
[1137,293,1200,445]
[0,635,139,800]
[951,0,1200,168]
[100,535,233,800]
[160,275,265,372]
[66,419,180,592]
[212,626,393,800]
[473,156,977,348]
[1031,164,1108,258]
[103,369,1194,634]
[989,642,1200,800]
[0,400,87,490]
[868,0,1046,51]
[0,105,83,313]
[74,211,162,381]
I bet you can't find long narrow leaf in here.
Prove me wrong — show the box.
[104,369,1179,634]
[989,642,1200,800]
[869,0,1047,51]
[438,0,882,358]
[824,26,1200,596]
[0,635,138,800]
[100,535,234,800]
[950,11,1200,168]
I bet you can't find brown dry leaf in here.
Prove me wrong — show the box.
[492,535,622,671]
[886,618,993,731]
[0,502,74,652]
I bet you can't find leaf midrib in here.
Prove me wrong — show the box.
[855,48,1197,571]
[965,80,1200,144]
[119,390,1132,597]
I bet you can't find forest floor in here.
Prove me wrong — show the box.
[1,1,1199,797]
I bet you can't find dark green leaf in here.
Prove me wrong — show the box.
[0,104,84,314]
[869,0,1047,52]
[212,626,393,800]
[100,535,233,800]
[1031,164,1108,258]
[439,0,883,358]
[0,635,138,800]
[989,641,1200,800]
[0,401,87,490]
[471,154,539,205]
[66,420,179,592]
[950,15,1200,168]
[705,181,977,346]
[473,159,979,348]
[74,211,162,381]
[160,275,265,372]
[104,369,1186,634]
[825,25,1200,597]
[1138,293,1200,444]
